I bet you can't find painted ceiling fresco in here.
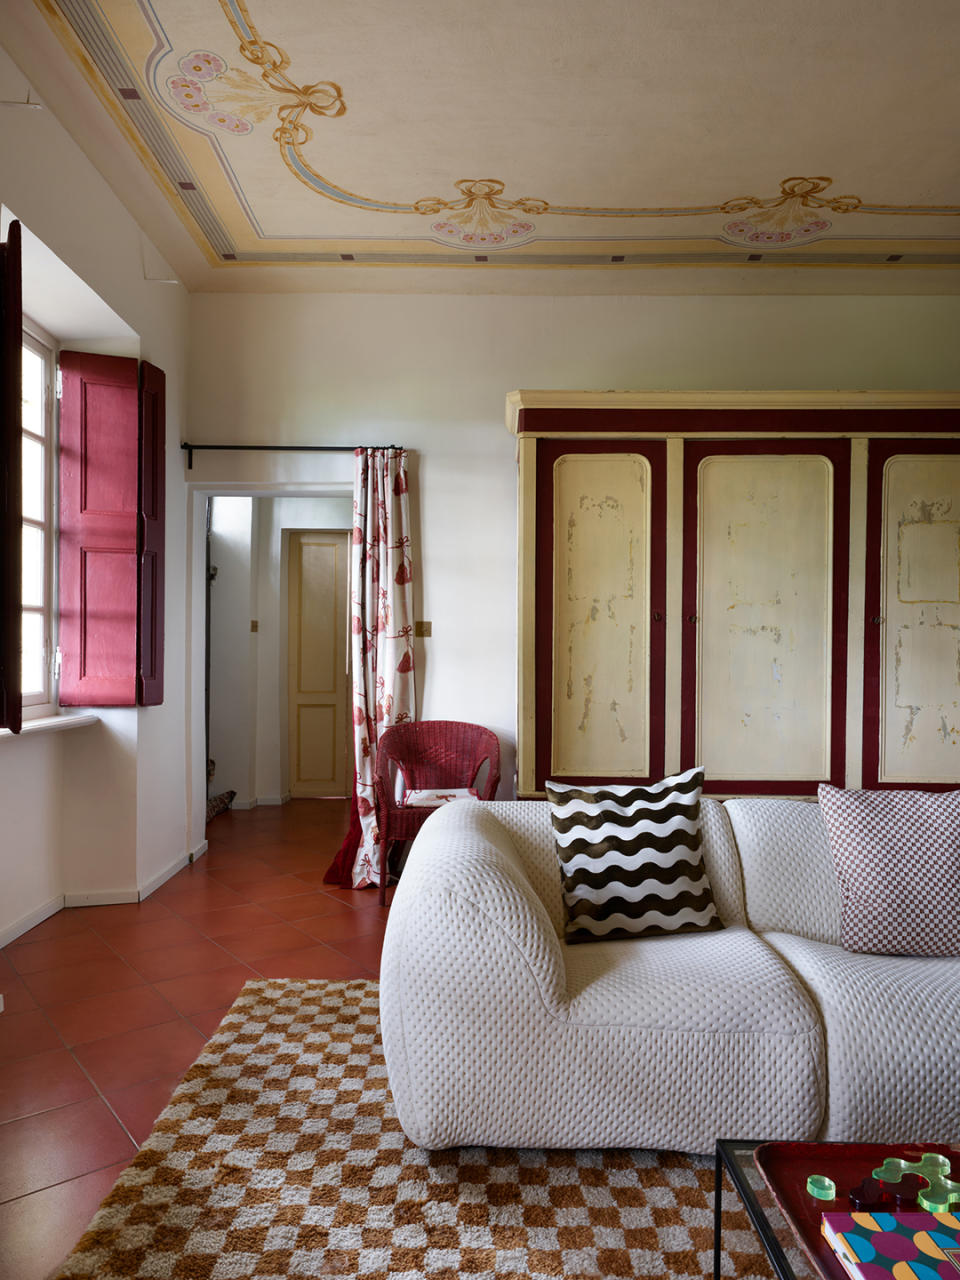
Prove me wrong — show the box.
[29,0,960,283]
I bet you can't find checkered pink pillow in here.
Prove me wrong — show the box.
[817,784,960,956]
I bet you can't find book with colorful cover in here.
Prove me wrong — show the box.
[821,1211,960,1280]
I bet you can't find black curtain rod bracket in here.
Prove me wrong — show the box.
[180,442,402,470]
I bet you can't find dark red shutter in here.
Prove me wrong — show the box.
[137,361,165,705]
[58,351,139,705]
[0,221,22,733]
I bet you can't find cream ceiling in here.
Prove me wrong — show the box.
[8,0,960,292]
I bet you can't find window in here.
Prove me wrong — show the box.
[0,218,166,730]
[20,327,57,717]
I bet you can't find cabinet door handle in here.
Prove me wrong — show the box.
[687,614,698,623]
[652,611,663,622]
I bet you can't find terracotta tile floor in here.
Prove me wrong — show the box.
[0,798,389,1280]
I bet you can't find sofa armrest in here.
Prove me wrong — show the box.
[379,801,567,1145]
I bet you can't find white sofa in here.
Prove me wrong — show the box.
[379,796,960,1155]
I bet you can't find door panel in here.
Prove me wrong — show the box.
[287,531,350,797]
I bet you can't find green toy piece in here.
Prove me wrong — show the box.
[872,1152,960,1213]
[806,1174,836,1200]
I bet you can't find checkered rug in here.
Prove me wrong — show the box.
[52,979,777,1279]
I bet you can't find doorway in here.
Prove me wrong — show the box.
[287,530,351,797]
[201,493,354,821]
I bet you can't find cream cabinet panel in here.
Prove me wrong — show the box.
[552,453,651,776]
[879,455,960,783]
[696,454,834,781]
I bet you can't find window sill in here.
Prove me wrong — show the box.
[1,712,100,739]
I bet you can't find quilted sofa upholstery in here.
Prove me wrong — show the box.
[379,796,960,1155]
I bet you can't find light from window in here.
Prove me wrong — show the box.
[21,335,56,713]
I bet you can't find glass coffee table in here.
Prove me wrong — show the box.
[714,1140,822,1280]
[714,1139,960,1280]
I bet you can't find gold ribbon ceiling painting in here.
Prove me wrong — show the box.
[38,0,960,268]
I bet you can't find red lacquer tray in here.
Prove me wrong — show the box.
[753,1142,960,1280]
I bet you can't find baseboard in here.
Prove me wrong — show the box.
[0,894,64,947]
[256,793,291,807]
[64,890,140,908]
[138,841,207,900]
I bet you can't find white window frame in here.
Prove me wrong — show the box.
[21,320,59,719]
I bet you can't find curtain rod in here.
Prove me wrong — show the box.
[180,442,402,470]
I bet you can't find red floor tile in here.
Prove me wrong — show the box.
[0,973,38,1014]
[19,955,145,1008]
[289,867,348,889]
[0,1097,134,1203]
[127,938,237,984]
[0,1158,130,1280]
[297,910,387,945]
[6,930,118,976]
[227,874,315,904]
[43,984,178,1048]
[0,799,360,1273]
[264,891,353,921]
[151,963,257,1016]
[215,922,315,963]
[0,1048,95,1124]
[150,884,248,915]
[255,944,367,981]
[72,1018,206,1094]
[93,915,206,958]
[104,1076,182,1146]
[6,911,91,946]
[0,1009,63,1063]
[187,1005,234,1038]
[179,902,281,936]
[327,934,385,974]
[202,859,278,885]
[62,901,174,929]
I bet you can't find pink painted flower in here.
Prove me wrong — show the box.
[205,110,253,135]
[747,230,792,243]
[795,219,831,236]
[432,221,459,237]
[178,50,226,81]
[167,76,211,113]
[508,221,533,236]
[724,220,754,236]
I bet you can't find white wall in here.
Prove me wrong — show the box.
[3,18,960,942]
[208,497,258,806]
[0,42,192,938]
[188,291,960,797]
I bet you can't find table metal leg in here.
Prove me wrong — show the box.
[714,1146,723,1280]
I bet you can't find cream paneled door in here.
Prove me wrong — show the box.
[681,441,850,793]
[869,445,960,786]
[287,531,351,798]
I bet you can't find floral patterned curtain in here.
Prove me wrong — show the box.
[325,448,415,888]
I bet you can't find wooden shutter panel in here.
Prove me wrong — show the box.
[137,361,165,705]
[59,350,139,706]
[0,221,22,733]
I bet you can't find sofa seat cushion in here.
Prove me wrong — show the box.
[763,931,960,1144]
[564,924,819,1036]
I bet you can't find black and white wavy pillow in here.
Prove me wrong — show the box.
[546,768,723,944]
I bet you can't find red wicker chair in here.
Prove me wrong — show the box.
[373,720,501,904]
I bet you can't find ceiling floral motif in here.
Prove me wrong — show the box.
[32,0,960,272]
[152,0,956,252]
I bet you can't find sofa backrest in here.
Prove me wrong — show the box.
[723,797,842,944]
[484,796,748,935]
